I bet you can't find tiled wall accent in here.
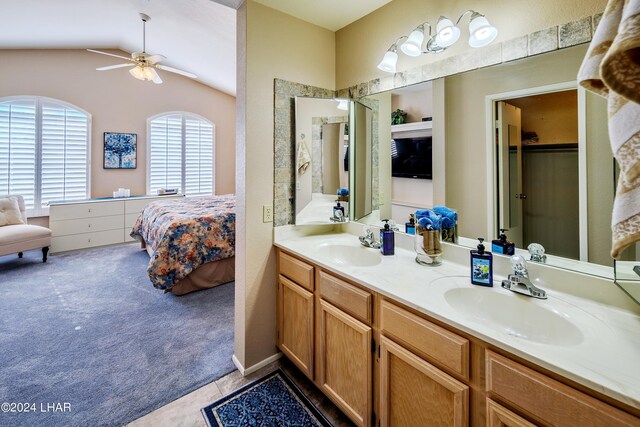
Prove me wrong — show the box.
[336,14,601,98]
[356,97,380,210]
[273,79,335,226]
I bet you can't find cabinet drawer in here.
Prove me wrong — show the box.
[487,399,536,427]
[51,229,123,253]
[486,350,639,427]
[278,251,314,291]
[50,215,123,236]
[380,299,469,379]
[50,201,124,220]
[318,270,372,324]
[125,213,140,229]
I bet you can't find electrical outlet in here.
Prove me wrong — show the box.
[263,205,273,223]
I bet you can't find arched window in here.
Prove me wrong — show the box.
[147,112,214,196]
[0,96,90,216]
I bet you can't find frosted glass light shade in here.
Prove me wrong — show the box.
[400,28,424,57]
[468,15,498,47]
[377,50,398,73]
[129,65,156,81]
[435,17,460,48]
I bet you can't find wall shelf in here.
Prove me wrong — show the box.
[391,121,432,133]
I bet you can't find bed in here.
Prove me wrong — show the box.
[130,194,235,295]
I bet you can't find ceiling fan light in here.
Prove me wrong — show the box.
[400,28,424,57]
[377,49,398,73]
[129,66,146,81]
[468,14,498,48]
[435,17,460,48]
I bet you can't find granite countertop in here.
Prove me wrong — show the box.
[274,229,640,410]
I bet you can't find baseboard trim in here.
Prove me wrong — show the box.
[232,352,282,376]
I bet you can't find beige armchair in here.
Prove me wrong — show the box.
[0,195,51,262]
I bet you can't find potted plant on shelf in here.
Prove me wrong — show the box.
[391,109,407,125]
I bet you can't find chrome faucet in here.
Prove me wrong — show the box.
[359,227,381,249]
[501,255,547,299]
[330,209,346,223]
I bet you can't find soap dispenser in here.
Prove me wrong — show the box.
[380,220,395,256]
[333,199,345,219]
[405,213,416,235]
[470,238,493,287]
[492,228,515,255]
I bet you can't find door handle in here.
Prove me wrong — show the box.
[515,194,527,199]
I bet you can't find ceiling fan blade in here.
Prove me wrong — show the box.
[150,67,163,84]
[87,49,133,61]
[156,64,197,79]
[96,63,135,71]
[146,54,166,65]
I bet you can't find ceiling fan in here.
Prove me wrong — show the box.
[87,13,197,84]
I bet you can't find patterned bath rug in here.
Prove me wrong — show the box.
[202,369,332,427]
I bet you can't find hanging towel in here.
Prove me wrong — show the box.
[297,139,312,175]
[577,0,640,258]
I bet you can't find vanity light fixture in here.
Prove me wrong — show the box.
[377,10,497,73]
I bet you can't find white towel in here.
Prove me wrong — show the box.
[297,140,311,175]
[578,0,640,258]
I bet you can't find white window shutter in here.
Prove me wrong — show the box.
[0,97,89,215]
[149,113,214,196]
[0,100,37,209]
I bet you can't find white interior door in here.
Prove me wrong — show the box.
[497,101,523,247]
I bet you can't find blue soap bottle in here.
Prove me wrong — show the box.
[470,238,493,287]
[405,213,416,235]
[491,228,515,255]
[380,220,395,255]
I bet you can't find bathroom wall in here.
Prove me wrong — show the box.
[335,0,607,89]
[0,49,236,202]
[235,1,335,370]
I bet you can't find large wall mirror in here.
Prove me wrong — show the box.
[356,43,639,288]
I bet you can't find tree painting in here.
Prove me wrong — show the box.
[104,133,137,169]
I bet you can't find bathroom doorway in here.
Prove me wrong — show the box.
[495,89,580,260]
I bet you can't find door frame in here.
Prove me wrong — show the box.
[484,81,588,261]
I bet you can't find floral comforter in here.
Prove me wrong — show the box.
[130,195,235,290]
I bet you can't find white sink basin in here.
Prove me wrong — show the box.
[435,280,585,346]
[317,243,381,267]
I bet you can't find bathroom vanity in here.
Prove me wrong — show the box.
[275,230,640,427]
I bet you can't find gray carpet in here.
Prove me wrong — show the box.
[0,244,235,427]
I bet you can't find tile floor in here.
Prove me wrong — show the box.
[128,358,353,426]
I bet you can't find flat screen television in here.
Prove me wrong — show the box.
[391,137,433,179]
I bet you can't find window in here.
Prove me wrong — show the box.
[0,97,90,216]
[148,112,214,196]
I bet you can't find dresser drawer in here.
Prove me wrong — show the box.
[278,251,314,291]
[380,299,469,379]
[50,215,123,236]
[50,201,124,220]
[318,270,372,324]
[125,213,140,229]
[51,229,123,253]
[486,350,639,427]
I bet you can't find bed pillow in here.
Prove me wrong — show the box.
[0,197,25,226]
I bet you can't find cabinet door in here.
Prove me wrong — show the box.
[487,399,537,427]
[317,299,372,427]
[277,275,314,379]
[379,336,469,427]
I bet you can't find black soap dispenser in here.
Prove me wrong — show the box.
[405,213,416,235]
[492,228,515,255]
[380,220,395,255]
[470,238,493,287]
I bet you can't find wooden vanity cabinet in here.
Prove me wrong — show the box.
[275,249,640,427]
[276,250,315,379]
